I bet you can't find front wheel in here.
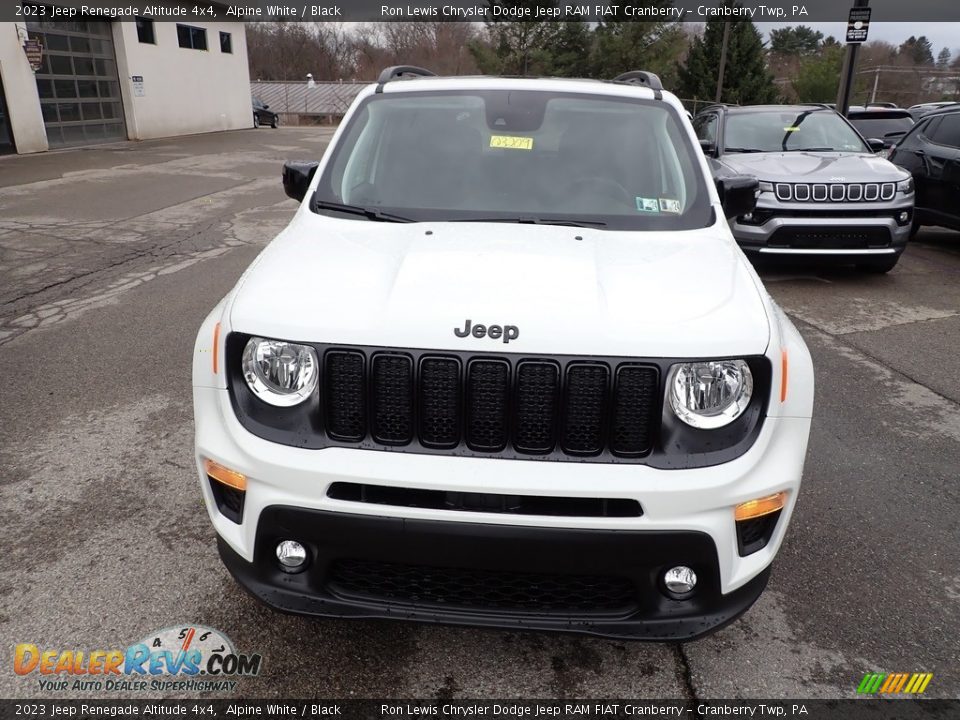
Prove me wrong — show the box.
[271,115,279,129]
[909,218,921,239]
[253,114,260,129]
[858,256,900,274]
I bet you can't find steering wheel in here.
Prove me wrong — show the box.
[562,176,632,207]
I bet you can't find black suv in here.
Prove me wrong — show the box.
[888,106,960,234]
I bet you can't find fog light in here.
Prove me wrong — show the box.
[897,210,909,223]
[276,540,307,571]
[664,566,697,595]
[742,212,754,222]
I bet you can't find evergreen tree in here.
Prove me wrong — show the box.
[792,44,844,102]
[899,36,934,66]
[769,25,823,56]
[469,1,586,76]
[591,20,687,86]
[937,47,951,69]
[677,3,779,104]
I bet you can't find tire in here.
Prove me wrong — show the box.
[858,256,900,274]
[909,218,921,239]
[253,114,260,129]
[271,115,279,129]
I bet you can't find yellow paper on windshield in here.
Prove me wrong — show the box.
[490,135,534,150]
[784,126,801,132]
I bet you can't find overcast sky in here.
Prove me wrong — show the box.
[755,22,960,55]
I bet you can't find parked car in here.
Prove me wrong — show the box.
[693,104,915,273]
[888,105,960,234]
[907,102,960,122]
[252,98,279,129]
[845,107,914,152]
[193,67,814,640]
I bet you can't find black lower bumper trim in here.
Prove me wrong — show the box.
[217,507,771,641]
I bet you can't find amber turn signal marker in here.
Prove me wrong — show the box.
[204,458,246,491]
[780,349,788,403]
[735,491,787,521]
[212,322,221,374]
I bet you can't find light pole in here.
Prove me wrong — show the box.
[716,22,731,103]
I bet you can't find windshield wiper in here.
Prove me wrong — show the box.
[314,200,415,223]
[451,216,607,228]
[724,147,766,153]
[786,147,836,152]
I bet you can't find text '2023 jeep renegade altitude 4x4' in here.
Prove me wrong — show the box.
[193,68,814,640]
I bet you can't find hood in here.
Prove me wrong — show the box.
[719,151,907,183]
[230,214,770,358]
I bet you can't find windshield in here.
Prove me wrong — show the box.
[848,114,914,139]
[723,110,869,153]
[314,89,712,230]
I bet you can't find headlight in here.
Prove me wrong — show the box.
[668,359,753,429]
[758,181,774,193]
[897,177,914,194]
[241,337,318,407]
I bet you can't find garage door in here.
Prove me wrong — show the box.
[26,20,126,148]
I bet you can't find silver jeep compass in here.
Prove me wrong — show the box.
[694,104,915,273]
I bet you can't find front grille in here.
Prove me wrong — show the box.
[325,351,366,440]
[776,182,896,203]
[768,226,891,250]
[562,364,610,455]
[317,348,660,461]
[328,559,639,613]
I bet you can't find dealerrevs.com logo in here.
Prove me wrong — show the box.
[14,625,262,693]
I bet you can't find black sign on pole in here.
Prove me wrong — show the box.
[846,7,872,43]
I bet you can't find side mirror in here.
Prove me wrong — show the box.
[699,139,717,157]
[263,103,270,110]
[716,175,759,220]
[282,160,319,202]
[866,138,886,152]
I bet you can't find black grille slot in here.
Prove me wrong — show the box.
[562,363,609,455]
[611,365,659,456]
[514,361,560,453]
[325,351,366,441]
[208,477,244,524]
[371,354,414,445]
[328,559,639,613]
[768,226,891,250]
[419,357,461,448]
[466,359,510,452]
[737,510,782,556]
[328,482,642,517]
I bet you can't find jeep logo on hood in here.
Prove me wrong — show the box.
[455,319,519,344]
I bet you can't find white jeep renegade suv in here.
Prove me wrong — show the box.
[192,67,814,640]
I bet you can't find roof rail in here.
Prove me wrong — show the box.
[376,65,436,93]
[612,70,663,99]
[799,103,833,110]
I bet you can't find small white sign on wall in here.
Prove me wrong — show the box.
[132,75,145,97]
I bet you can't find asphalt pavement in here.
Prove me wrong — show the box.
[0,128,957,700]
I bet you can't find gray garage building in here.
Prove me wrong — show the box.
[1,6,252,154]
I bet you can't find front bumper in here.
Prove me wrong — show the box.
[195,379,810,639]
[217,508,771,640]
[731,198,913,257]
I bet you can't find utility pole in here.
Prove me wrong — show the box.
[870,67,880,103]
[836,0,871,116]
[716,22,731,103]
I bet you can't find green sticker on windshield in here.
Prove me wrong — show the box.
[636,197,660,213]
[784,126,800,132]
